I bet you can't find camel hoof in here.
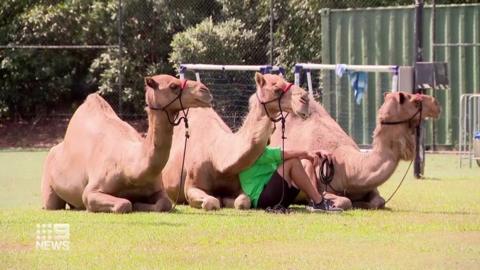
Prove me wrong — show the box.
[202,198,220,211]
[113,200,133,213]
[234,194,251,210]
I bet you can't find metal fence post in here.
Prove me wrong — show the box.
[269,0,274,66]
[117,0,123,116]
[414,0,425,178]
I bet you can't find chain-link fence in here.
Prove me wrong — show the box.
[1,0,478,147]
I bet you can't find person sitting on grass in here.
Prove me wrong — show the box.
[239,146,342,213]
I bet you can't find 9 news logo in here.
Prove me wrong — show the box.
[35,223,70,251]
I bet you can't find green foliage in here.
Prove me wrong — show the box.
[169,18,256,69]
[0,0,118,118]
[0,0,220,118]
[0,0,475,118]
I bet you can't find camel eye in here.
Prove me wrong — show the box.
[169,83,179,90]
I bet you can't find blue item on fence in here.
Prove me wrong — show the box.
[335,64,347,78]
[349,71,368,105]
[475,131,480,139]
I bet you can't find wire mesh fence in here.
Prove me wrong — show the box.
[1,0,478,147]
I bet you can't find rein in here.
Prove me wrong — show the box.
[258,82,293,214]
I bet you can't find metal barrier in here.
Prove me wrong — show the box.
[459,94,480,167]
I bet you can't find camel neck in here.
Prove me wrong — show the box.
[346,124,414,191]
[139,109,175,175]
[219,98,274,175]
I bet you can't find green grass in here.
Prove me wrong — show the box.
[1,151,479,269]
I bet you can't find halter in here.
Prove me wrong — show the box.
[256,82,294,124]
[380,99,423,127]
[148,79,190,127]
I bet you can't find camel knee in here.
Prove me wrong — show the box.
[201,197,220,211]
[335,197,352,210]
[234,194,251,210]
[84,191,132,213]
[111,200,133,213]
[41,179,66,210]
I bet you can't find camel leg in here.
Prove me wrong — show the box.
[352,189,385,209]
[41,172,66,210]
[366,189,386,209]
[221,193,251,209]
[83,189,132,213]
[322,192,352,210]
[186,187,220,211]
[133,191,172,212]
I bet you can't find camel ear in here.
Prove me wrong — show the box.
[145,77,158,90]
[255,72,266,88]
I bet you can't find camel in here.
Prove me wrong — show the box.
[41,75,212,213]
[162,73,310,210]
[270,91,441,210]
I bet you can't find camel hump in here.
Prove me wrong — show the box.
[83,93,116,115]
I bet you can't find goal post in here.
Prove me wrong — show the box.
[178,64,284,131]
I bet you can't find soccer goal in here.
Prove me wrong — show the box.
[293,63,402,146]
[179,64,284,131]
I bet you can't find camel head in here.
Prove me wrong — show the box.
[144,74,212,112]
[254,73,310,119]
[379,91,441,126]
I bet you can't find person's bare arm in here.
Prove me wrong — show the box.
[283,149,332,166]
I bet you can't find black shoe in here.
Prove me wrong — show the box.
[306,199,343,213]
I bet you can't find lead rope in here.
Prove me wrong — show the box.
[384,101,423,205]
[170,84,190,211]
[170,114,189,212]
[265,96,290,214]
[384,159,413,204]
[317,159,342,195]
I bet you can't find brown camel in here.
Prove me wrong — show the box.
[162,73,310,210]
[41,75,212,213]
[270,91,441,209]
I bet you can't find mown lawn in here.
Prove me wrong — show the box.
[0,151,479,269]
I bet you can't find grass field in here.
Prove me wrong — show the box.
[0,150,479,269]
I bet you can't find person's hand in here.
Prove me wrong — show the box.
[312,149,333,163]
[304,151,320,167]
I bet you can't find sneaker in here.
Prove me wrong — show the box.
[306,199,343,213]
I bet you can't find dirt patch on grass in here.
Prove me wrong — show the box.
[0,241,32,252]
